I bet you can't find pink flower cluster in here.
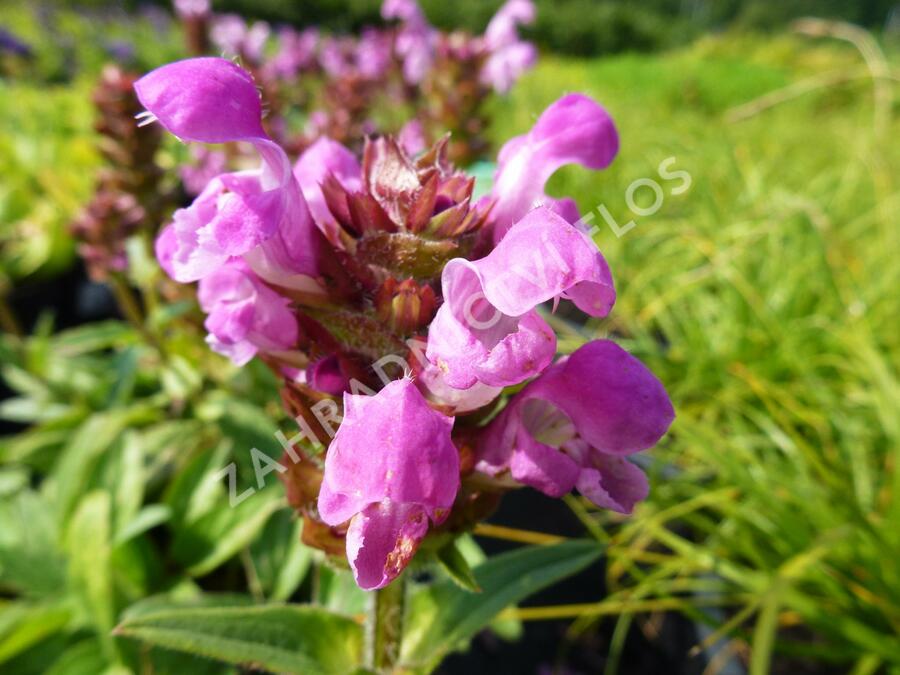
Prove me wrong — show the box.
[383,0,537,91]
[136,56,673,590]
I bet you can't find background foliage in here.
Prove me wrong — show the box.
[1,1,899,673]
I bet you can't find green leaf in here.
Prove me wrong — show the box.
[51,321,137,356]
[0,427,69,465]
[54,408,157,524]
[66,491,118,662]
[0,490,66,597]
[162,439,231,525]
[401,540,603,670]
[455,535,522,641]
[0,601,72,665]
[121,590,255,622]
[115,604,363,675]
[315,566,368,617]
[250,510,312,602]
[113,505,172,547]
[0,397,68,423]
[160,355,203,401]
[0,466,29,497]
[44,640,108,675]
[171,487,282,577]
[435,540,481,593]
[109,432,144,536]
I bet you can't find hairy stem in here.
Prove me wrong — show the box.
[367,575,406,673]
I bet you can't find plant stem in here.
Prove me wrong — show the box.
[0,293,22,337]
[367,575,406,673]
[473,522,567,546]
[108,271,165,357]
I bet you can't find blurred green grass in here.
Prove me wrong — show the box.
[493,32,899,673]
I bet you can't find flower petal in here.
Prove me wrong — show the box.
[474,339,672,510]
[197,260,298,365]
[575,456,649,514]
[531,340,675,455]
[416,362,502,414]
[426,207,614,389]
[345,500,429,590]
[293,137,361,244]
[317,379,459,525]
[490,93,618,242]
[474,207,614,317]
[134,57,266,143]
[481,41,537,94]
[154,223,178,279]
[508,429,580,497]
[484,0,536,50]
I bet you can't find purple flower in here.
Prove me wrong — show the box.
[305,354,350,395]
[417,363,502,415]
[356,28,393,80]
[480,0,537,93]
[489,93,619,243]
[197,259,299,366]
[136,58,329,295]
[484,0,536,50]
[0,28,33,58]
[174,0,210,20]
[382,0,435,85]
[476,340,674,513]
[318,36,352,78]
[318,379,459,589]
[265,26,318,80]
[426,206,615,389]
[292,137,362,247]
[481,40,537,94]
[210,14,270,62]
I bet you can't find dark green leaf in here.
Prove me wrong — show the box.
[115,604,363,675]
[171,488,282,577]
[0,601,72,665]
[401,540,603,670]
[435,540,481,593]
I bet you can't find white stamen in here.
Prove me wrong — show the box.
[135,111,158,127]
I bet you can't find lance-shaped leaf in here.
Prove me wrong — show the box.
[401,540,603,671]
[114,604,364,675]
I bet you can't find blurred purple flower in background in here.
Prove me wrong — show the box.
[382,0,436,84]
[481,0,538,93]
[179,145,228,196]
[265,26,319,79]
[0,27,33,58]
[173,0,211,20]
[210,14,270,63]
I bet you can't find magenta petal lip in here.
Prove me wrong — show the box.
[135,57,266,144]
[426,206,615,389]
[489,93,619,242]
